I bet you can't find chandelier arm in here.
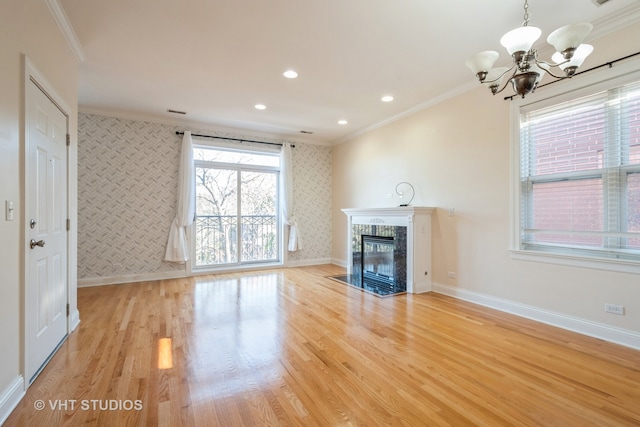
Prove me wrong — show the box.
[492,81,512,96]
[482,64,516,85]
[543,68,568,80]
[534,60,570,79]
[491,69,519,95]
[535,58,570,69]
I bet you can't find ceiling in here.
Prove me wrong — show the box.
[58,0,640,144]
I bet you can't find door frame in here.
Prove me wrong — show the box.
[23,56,72,386]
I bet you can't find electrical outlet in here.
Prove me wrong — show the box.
[447,271,456,279]
[604,303,625,315]
[448,208,455,217]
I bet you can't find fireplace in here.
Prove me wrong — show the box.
[342,207,434,294]
[349,229,407,295]
[361,235,402,293]
[362,235,394,284]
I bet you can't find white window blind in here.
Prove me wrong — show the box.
[519,80,640,261]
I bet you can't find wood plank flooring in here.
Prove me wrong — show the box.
[5,264,640,426]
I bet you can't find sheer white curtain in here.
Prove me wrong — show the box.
[164,131,195,262]
[280,143,301,251]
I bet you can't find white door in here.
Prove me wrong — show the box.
[26,78,68,383]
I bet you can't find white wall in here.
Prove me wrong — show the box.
[0,0,78,421]
[332,22,640,348]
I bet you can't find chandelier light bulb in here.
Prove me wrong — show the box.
[500,26,542,56]
[547,23,593,57]
[552,44,593,75]
[465,51,500,81]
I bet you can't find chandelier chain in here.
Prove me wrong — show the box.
[523,0,530,26]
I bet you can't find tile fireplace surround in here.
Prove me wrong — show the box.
[342,207,435,294]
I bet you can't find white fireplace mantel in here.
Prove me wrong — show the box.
[342,206,435,293]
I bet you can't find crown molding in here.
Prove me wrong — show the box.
[589,2,640,40]
[335,79,478,146]
[44,0,85,63]
[335,4,640,147]
[78,107,334,147]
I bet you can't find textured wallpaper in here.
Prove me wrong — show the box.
[288,143,332,262]
[77,113,332,281]
[77,114,181,279]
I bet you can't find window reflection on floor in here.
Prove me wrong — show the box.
[191,272,283,399]
[157,337,173,370]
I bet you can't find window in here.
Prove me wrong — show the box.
[517,79,640,262]
[192,144,281,269]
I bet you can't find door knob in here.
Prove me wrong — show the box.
[30,239,45,249]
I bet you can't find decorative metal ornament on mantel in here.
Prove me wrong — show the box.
[396,182,415,207]
[465,0,594,98]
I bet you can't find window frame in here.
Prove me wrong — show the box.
[510,58,640,274]
[188,139,283,274]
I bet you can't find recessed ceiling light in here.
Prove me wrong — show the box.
[254,104,266,110]
[283,70,298,79]
[338,120,348,125]
[381,95,394,102]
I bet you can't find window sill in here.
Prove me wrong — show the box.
[509,249,640,275]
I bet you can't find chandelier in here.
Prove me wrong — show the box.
[465,0,594,98]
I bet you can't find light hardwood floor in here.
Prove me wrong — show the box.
[5,264,640,426]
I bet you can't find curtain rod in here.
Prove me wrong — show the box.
[175,131,294,148]
[504,50,640,101]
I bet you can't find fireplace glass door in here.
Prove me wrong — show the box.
[360,235,402,294]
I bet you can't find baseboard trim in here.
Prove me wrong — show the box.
[331,258,347,268]
[0,376,24,426]
[78,269,187,287]
[285,258,332,267]
[69,308,80,331]
[412,281,431,294]
[433,282,640,350]
[78,259,336,287]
